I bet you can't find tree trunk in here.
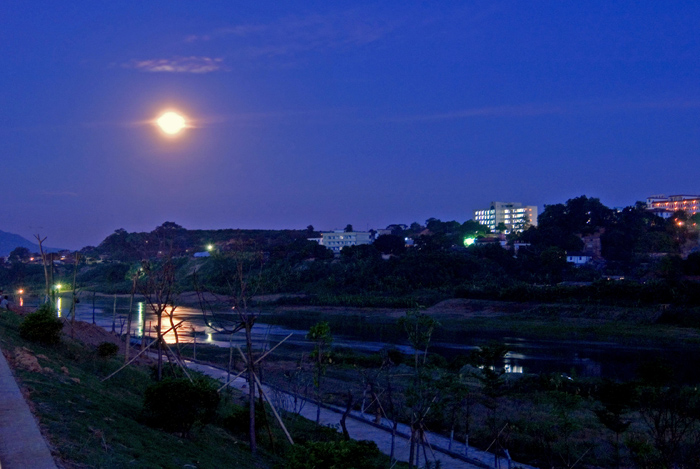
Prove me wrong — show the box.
[245,321,257,454]
[156,312,163,381]
[340,391,353,440]
[315,354,322,426]
[125,275,137,363]
[408,424,416,469]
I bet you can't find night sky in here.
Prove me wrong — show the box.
[2,1,699,249]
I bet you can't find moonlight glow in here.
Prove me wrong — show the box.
[156,111,187,135]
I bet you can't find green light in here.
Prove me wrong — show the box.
[463,237,476,247]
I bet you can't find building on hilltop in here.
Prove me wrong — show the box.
[473,202,538,233]
[316,230,373,253]
[646,194,700,218]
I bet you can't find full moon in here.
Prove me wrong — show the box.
[156,111,187,135]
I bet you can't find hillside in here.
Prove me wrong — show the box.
[0,230,63,257]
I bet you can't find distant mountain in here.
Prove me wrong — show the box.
[0,230,63,257]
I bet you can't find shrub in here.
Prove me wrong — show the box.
[96,342,119,358]
[142,377,220,435]
[19,303,63,345]
[222,403,266,438]
[284,440,386,469]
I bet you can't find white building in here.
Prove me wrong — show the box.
[318,231,373,253]
[473,202,538,233]
[647,194,700,218]
[566,252,593,266]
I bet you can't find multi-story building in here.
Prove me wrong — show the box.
[646,194,700,218]
[473,202,538,233]
[318,230,373,253]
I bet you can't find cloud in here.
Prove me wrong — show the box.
[124,56,226,73]
[185,10,398,60]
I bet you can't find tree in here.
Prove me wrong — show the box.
[470,342,509,466]
[461,219,490,236]
[344,224,354,232]
[307,321,333,426]
[8,246,30,262]
[138,257,178,381]
[195,249,293,454]
[398,309,440,469]
[594,381,634,469]
[373,234,406,255]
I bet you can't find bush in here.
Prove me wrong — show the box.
[96,342,119,358]
[222,403,266,438]
[142,377,220,435]
[284,440,386,469]
[19,303,63,345]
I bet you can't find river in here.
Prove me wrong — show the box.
[19,294,700,384]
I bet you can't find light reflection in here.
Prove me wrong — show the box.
[207,333,212,343]
[56,298,62,317]
[19,297,23,307]
[504,363,523,374]
[137,302,144,337]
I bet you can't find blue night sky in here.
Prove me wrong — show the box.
[2,1,699,249]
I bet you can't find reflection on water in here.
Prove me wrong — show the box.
[22,294,700,383]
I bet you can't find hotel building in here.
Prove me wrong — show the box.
[473,202,538,233]
[646,195,700,218]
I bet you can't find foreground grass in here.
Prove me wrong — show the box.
[0,311,268,469]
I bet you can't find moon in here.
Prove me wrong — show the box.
[156,111,187,135]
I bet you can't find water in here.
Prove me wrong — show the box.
[20,294,700,383]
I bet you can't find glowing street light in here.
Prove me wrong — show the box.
[206,244,214,251]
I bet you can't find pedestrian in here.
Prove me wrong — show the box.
[0,295,9,310]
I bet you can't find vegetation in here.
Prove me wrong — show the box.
[0,309,407,468]
[142,377,220,435]
[19,303,63,345]
[284,440,387,469]
[96,341,119,358]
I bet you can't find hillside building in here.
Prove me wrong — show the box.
[646,194,700,218]
[318,230,373,253]
[473,202,538,233]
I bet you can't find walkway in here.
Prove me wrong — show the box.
[0,351,57,469]
[187,361,535,469]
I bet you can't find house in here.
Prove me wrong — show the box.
[566,252,593,266]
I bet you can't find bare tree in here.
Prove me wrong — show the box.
[194,250,265,454]
[124,267,142,363]
[307,321,332,426]
[34,235,51,303]
[138,257,178,381]
[398,309,440,469]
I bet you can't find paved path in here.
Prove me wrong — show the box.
[187,361,535,469]
[0,351,57,469]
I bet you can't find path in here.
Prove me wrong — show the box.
[0,351,57,469]
[187,361,535,469]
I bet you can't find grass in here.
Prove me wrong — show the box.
[0,311,269,469]
[0,310,407,469]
